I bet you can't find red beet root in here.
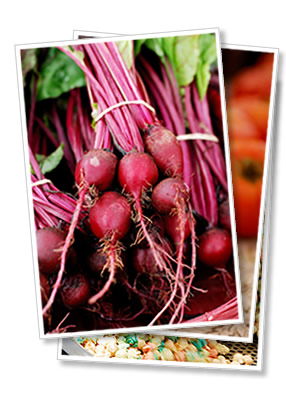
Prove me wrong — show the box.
[150,214,165,237]
[74,149,117,190]
[36,227,67,274]
[132,247,158,274]
[118,151,177,311]
[88,251,107,274]
[89,191,131,241]
[164,211,192,245]
[198,228,233,269]
[61,273,90,308]
[88,192,131,305]
[42,149,118,316]
[132,238,172,275]
[152,178,188,214]
[118,152,158,199]
[144,125,183,178]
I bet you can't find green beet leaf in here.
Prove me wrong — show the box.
[196,34,217,99]
[168,35,200,86]
[37,48,86,101]
[116,40,133,69]
[134,39,147,56]
[137,35,200,87]
[196,61,211,99]
[135,34,217,97]
[144,38,165,61]
[35,143,64,174]
[199,34,217,66]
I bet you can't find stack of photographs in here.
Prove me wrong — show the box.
[15,28,278,371]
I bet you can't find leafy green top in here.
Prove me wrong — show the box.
[36,48,86,101]
[35,143,64,175]
[134,33,217,99]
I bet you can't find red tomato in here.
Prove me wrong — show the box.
[230,54,274,99]
[228,106,261,141]
[230,139,266,238]
[256,53,275,71]
[230,96,270,141]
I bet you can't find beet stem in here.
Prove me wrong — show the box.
[170,203,197,324]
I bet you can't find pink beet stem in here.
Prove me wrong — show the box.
[51,104,75,173]
[170,203,197,324]
[88,75,134,152]
[165,60,185,121]
[58,46,105,95]
[62,44,129,151]
[32,196,73,224]
[33,204,58,228]
[85,45,133,142]
[34,117,59,148]
[75,90,90,151]
[195,145,218,225]
[192,83,226,179]
[105,42,155,125]
[190,148,207,218]
[91,44,144,151]
[185,85,228,191]
[139,67,174,131]
[66,91,83,162]
[28,76,37,144]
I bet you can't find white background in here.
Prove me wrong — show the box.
[0,0,284,393]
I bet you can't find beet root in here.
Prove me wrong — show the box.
[164,211,192,246]
[152,178,188,215]
[36,227,67,275]
[118,151,159,199]
[42,149,118,316]
[88,192,132,306]
[74,149,118,190]
[198,228,233,269]
[60,273,90,309]
[144,125,183,178]
[89,191,131,241]
[131,237,173,275]
[88,251,107,274]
